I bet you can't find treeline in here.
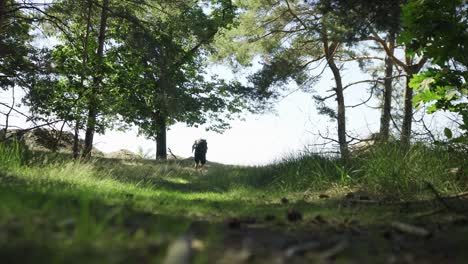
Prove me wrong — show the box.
[0,0,466,160]
[1,0,257,159]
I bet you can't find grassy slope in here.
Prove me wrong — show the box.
[0,142,467,263]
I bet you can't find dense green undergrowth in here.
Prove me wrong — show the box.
[270,142,466,198]
[1,140,465,199]
[0,141,466,262]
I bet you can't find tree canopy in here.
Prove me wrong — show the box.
[1,0,466,158]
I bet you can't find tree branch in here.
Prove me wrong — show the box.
[371,32,407,71]
[339,55,384,62]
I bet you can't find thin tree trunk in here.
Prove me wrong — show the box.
[0,0,6,33]
[372,33,428,150]
[73,120,80,159]
[322,33,348,161]
[400,67,415,150]
[74,0,92,159]
[155,113,167,160]
[2,86,15,141]
[400,54,427,150]
[83,0,109,158]
[52,121,66,152]
[329,59,349,161]
[83,102,97,158]
[379,32,395,142]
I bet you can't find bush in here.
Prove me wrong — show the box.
[269,153,351,192]
[0,140,27,168]
[353,142,465,198]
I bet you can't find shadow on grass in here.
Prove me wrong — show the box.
[87,158,278,194]
[2,170,468,263]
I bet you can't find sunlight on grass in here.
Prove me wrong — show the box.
[164,177,191,184]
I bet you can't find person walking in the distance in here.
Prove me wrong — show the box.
[192,139,208,170]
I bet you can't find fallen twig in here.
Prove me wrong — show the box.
[412,209,446,219]
[391,221,431,238]
[319,240,348,260]
[284,241,320,258]
[425,181,462,214]
[347,199,379,204]
[168,148,178,160]
[453,191,468,199]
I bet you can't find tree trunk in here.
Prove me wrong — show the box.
[329,59,349,161]
[82,0,109,158]
[2,86,15,142]
[83,103,97,158]
[323,36,348,161]
[52,121,66,152]
[155,113,167,160]
[0,0,7,33]
[379,32,395,142]
[74,0,92,159]
[73,120,80,159]
[400,67,415,150]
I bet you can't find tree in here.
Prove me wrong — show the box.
[214,0,376,160]
[25,0,110,158]
[400,0,467,142]
[0,0,33,140]
[111,0,253,160]
[82,0,109,158]
[26,0,150,158]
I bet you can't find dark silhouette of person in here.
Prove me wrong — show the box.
[192,139,207,169]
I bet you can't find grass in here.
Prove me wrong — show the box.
[0,141,467,262]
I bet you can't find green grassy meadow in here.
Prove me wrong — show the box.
[1,141,467,263]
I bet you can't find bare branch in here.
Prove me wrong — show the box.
[346,86,375,109]
[285,0,310,32]
[339,55,384,62]
[4,120,65,140]
[390,113,402,134]
[343,79,382,90]
[0,102,30,119]
[318,130,339,143]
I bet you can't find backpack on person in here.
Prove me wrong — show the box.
[192,139,207,153]
[192,139,208,169]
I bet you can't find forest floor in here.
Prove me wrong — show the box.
[1,153,467,263]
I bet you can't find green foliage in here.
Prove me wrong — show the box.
[269,153,351,192]
[444,127,453,139]
[213,0,328,98]
[354,142,466,198]
[20,0,255,157]
[25,0,116,134]
[109,0,256,138]
[0,0,33,90]
[411,68,467,115]
[318,0,403,40]
[402,0,467,139]
[400,0,467,65]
